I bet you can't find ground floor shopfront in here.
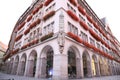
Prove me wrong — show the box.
[3,39,120,79]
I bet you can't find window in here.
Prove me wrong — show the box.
[96,42,100,49]
[68,22,78,35]
[94,28,98,34]
[81,31,88,42]
[67,3,76,13]
[43,21,54,35]
[14,41,21,49]
[87,22,92,28]
[45,3,55,13]
[90,38,95,46]
[79,14,85,22]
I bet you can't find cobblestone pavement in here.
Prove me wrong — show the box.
[0,72,120,80]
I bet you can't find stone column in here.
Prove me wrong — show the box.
[24,60,29,76]
[95,62,100,77]
[12,62,18,75]
[11,61,15,74]
[76,58,83,78]
[17,61,25,76]
[39,58,47,78]
[52,54,67,80]
[28,60,34,77]
[35,58,41,78]
[87,60,92,77]
[24,60,34,77]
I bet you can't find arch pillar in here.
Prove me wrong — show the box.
[87,59,92,77]
[35,57,41,78]
[95,61,100,76]
[52,54,68,80]
[39,57,47,78]
[17,61,26,75]
[76,58,83,78]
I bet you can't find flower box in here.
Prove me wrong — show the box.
[67,32,82,43]
[89,29,101,41]
[36,18,41,24]
[15,34,23,42]
[43,11,55,21]
[41,32,54,42]
[44,0,54,6]
[86,14,93,23]
[93,22,99,30]
[12,48,20,54]
[67,10,79,21]
[18,22,25,31]
[27,15,32,22]
[79,20,89,30]
[78,5,86,15]
[24,28,30,35]
[38,4,43,9]
[69,0,77,6]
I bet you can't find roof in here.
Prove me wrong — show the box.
[0,41,7,52]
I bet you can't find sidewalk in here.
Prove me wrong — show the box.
[0,72,120,80]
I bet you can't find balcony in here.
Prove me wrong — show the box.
[68,0,77,6]
[78,5,86,15]
[43,10,55,21]
[79,20,89,30]
[67,10,79,21]
[44,0,54,6]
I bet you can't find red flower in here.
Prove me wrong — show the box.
[86,14,93,23]
[78,5,86,15]
[27,15,32,22]
[79,20,89,30]
[67,32,82,43]
[18,22,25,31]
[67,10,79,21]
[24,28,30,35]
[89,29,101,41]
[43,11,55,21]
[44,0,54,6]
[69,0,77,6]
[15,34,23,42]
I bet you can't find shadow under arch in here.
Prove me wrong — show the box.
[27,50,37,77]
[67,46,81,78]
[18,53,27,76]
[13,55,19,75]
[40,45,54,78]
[82,50,91,77]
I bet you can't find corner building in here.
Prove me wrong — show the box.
[3,0,120,79]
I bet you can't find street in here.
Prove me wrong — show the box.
[0,72,120,80]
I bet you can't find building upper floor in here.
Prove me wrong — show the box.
[4,0,120,63]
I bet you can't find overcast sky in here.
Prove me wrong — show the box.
[0,0,120,45]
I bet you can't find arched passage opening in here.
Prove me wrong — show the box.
[67,46,81,78]
[82,50,91,77]
[40,45,54,78]
[18,53,27,75]
[28,50,37,77]
[14,56,19,75]
[68,48,76,78]
[92,55,97,76]
[99,57,103,76]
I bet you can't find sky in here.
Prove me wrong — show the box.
[0,0,120,45]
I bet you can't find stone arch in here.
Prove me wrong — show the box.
[18,53,27,75]
[40,45,54,78]
[9,58,14,74]
[99,56,103,76]
[27,50,37,77]
[92,54,99,76]
[82,50,91,77]
[14,55,19,75]
[67,46,80,78]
